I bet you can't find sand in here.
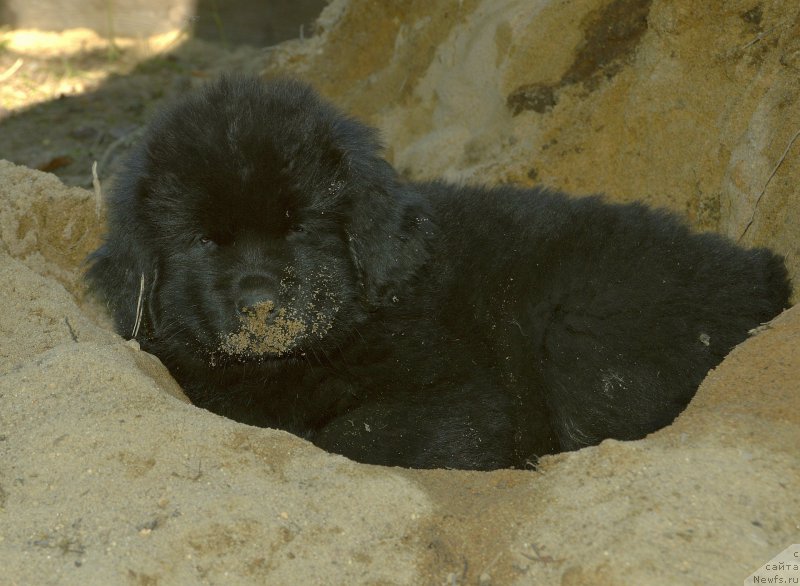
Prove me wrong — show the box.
[1,153,798,586]
[2,0,799,583]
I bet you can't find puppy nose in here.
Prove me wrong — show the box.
[235,276,277,315]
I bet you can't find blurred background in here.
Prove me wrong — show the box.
[0,0,326,45]
[0,0,329,188]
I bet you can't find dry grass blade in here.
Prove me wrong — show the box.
[92,160,103,217]
[0,58,23,82]
[132,273,145,338]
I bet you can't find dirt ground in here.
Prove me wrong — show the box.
[0,27,271,188]
[1,0,799,584]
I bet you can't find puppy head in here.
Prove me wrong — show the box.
[87,75,431,364]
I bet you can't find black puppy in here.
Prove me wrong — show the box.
[87,75,791,470]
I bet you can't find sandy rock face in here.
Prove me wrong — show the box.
[268,0,800,301]
[1,0,799,583]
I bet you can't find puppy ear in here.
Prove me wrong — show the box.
[344,157,434,306]
[86,169,158,341]
[318,108,434,306]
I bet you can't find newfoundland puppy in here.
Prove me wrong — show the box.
[87,75,791,470]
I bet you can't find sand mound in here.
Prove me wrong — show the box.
[1,160,798,585]
[2,0,799,582]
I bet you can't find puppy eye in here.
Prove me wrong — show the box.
[198,236,216,246]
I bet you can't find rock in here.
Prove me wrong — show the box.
[266,0,800,302]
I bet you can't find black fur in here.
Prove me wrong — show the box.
[87,75,792,470]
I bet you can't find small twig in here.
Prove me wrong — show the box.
[741,26,775,50]
[132,273,145,338]
[748,322,772,336]
[0,58,23,83]
[32,536,86,556]
[510,319,529,337]
[519,542,562,564]
[478,551,503,580]
[64,317,79,342]
[739,127,800,242]
[91,160,102,217]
